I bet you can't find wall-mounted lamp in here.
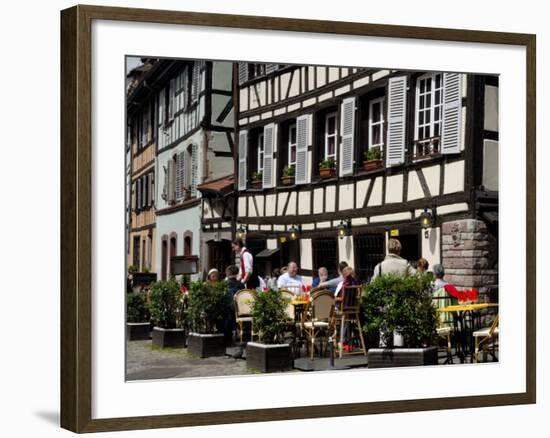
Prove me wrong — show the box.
[419,208,435,239]
[336,219,351,239]
[236,224,247,240]
[287,224,300,241]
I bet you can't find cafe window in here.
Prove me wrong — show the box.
[369,97,385,151]
[288,123,297,167]
[359,88,386,166]
[312,238,338,278]
[248,63,266,80]
[314,106,338,175]
[354,234,385,282]
[247,127,263,184]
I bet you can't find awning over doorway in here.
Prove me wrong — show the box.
[255,248,280,258]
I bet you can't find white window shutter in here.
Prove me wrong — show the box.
[136,179,141,210]
[175,152,184,200]
[238,130,248,191]
[143,175,148,207]
[340,97,356,176]
[441,73,462,154]
[295,115,310,185]
[262,124,275,189]
[265,64,278,74]
[158,89,165,126]
[191,143,199,197]
[386,75,407,166]
[167,159,176,203]
[191,62,200,103]
[238,63,249,85]
[132,183,136,210]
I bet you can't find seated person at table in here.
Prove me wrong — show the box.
[335,266,361,297]
[416,257,430,275]
[276,261,304,292]
[432,264,457,326]
[312,267,329,288]
[317,261,348,293]
[371,238,416,279]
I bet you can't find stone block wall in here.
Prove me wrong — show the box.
[441,219,498,299]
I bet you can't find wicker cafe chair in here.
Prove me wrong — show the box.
[301,290,335,360]
[336,285,367,358]
[433,289,455,364]
[473,314,499,363]
[234,289,257,343]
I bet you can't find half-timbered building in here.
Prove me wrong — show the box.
[127,60,158,274]
[235,64,499,296]
[151,59,234,280]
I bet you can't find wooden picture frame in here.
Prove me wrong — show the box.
[60,4,536,433]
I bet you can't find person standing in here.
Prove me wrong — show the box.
[371,238,416,280]
[232,238,258,289]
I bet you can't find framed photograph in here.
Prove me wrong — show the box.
[60,4,536,433]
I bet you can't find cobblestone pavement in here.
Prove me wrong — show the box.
[126,340,248,380]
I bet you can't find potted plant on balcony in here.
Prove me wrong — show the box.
[362,146,383,171]
[281,165,295,186]
[149,279,186,349]
[126,290,151,341]
[319,158,336,178]
[363,274,438,368]
[246,289,293,373]
[251,171,263,189]
[186,280,228,357]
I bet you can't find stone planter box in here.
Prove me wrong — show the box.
[368,347,438,368]
[246,342,293,373]
[127,322,151,341]
[251,180,262,189]
[187,333,226,358]
[151,327,186,349]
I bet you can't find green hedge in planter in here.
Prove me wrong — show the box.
[187,281,227,334]
[362,274,437,348]
[148,279,185,329]
[251,289,290,344]
[127,291,150,323]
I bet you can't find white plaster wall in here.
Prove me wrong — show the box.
[368,177,383,206]
[267,239,278,250]
[407,171,424,201]
[423,165,441,196]
[356,179,370,208]
[443,160,465,194]
[286,192,297,215]
[277,192,288,215]
[339,183,354,210]
[484,85,499,132]
[313,188,324,214]
[338,236,355,267]
[298,191,311,215]
[265,194,276,216]
[300,238,313,270]
[325,185,336,212]
[385,174,404,204]
[483,139,499,191]
[422,226,441,267]
[238,197,247,218]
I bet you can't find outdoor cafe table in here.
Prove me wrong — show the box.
[437,303,499,363]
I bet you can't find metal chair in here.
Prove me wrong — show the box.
[234,289,257,343]
[301,290,335,360]
[336,285,366,358]
[473,314,499,363]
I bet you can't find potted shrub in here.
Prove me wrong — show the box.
[251,171,263,189]
[149,279,186,349]
[363,274,438,368]
[281,165,295,186]
[362,146,383,171]
[126,290,151,341]
[186,280,228,357]
[246,289,293,373]
[319,158,336,178]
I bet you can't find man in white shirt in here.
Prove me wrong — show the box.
[276,261,304,292]
[232,238,255,288]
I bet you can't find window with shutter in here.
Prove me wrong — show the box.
[167,158,176,203]
[295,115,310,185]
[168,79,175,122]
[386,75,407,166]
[158,88,165,126]
[143,174,148,208]
[238,130,248,190]
[262,124,275,188]
[175,152,185,200]
[150,173,155,206]
[191,62,200,103]
[414,72,444,157]
[238,63,249,85]
[265,64,279,74]
[131,183,136,211]
[441,73,462,154]
[191,143,199,197]
[340,97,356,176]
[136,178,141,211]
